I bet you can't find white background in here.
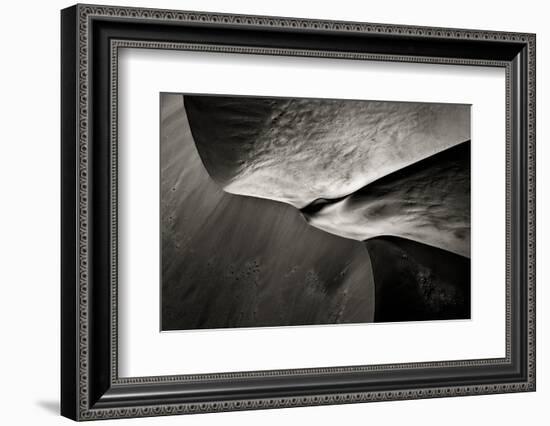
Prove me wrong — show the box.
[0,0,547,425]
[120,50,505,377]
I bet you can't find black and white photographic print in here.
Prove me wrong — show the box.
[160,93,471,331]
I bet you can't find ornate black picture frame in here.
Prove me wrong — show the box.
[61,4,536,421]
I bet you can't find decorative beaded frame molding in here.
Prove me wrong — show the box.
[61,3,536,421]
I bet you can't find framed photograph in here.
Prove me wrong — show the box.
[61,4,536,421]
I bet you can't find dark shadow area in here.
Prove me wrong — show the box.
[301,141,471,257]
[366,236,470,322]
[36,400,59,416]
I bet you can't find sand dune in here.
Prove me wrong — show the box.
[302,142,471,257]
[185,94,470,257]
[161,94,374,330]
[184,95,470,209]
